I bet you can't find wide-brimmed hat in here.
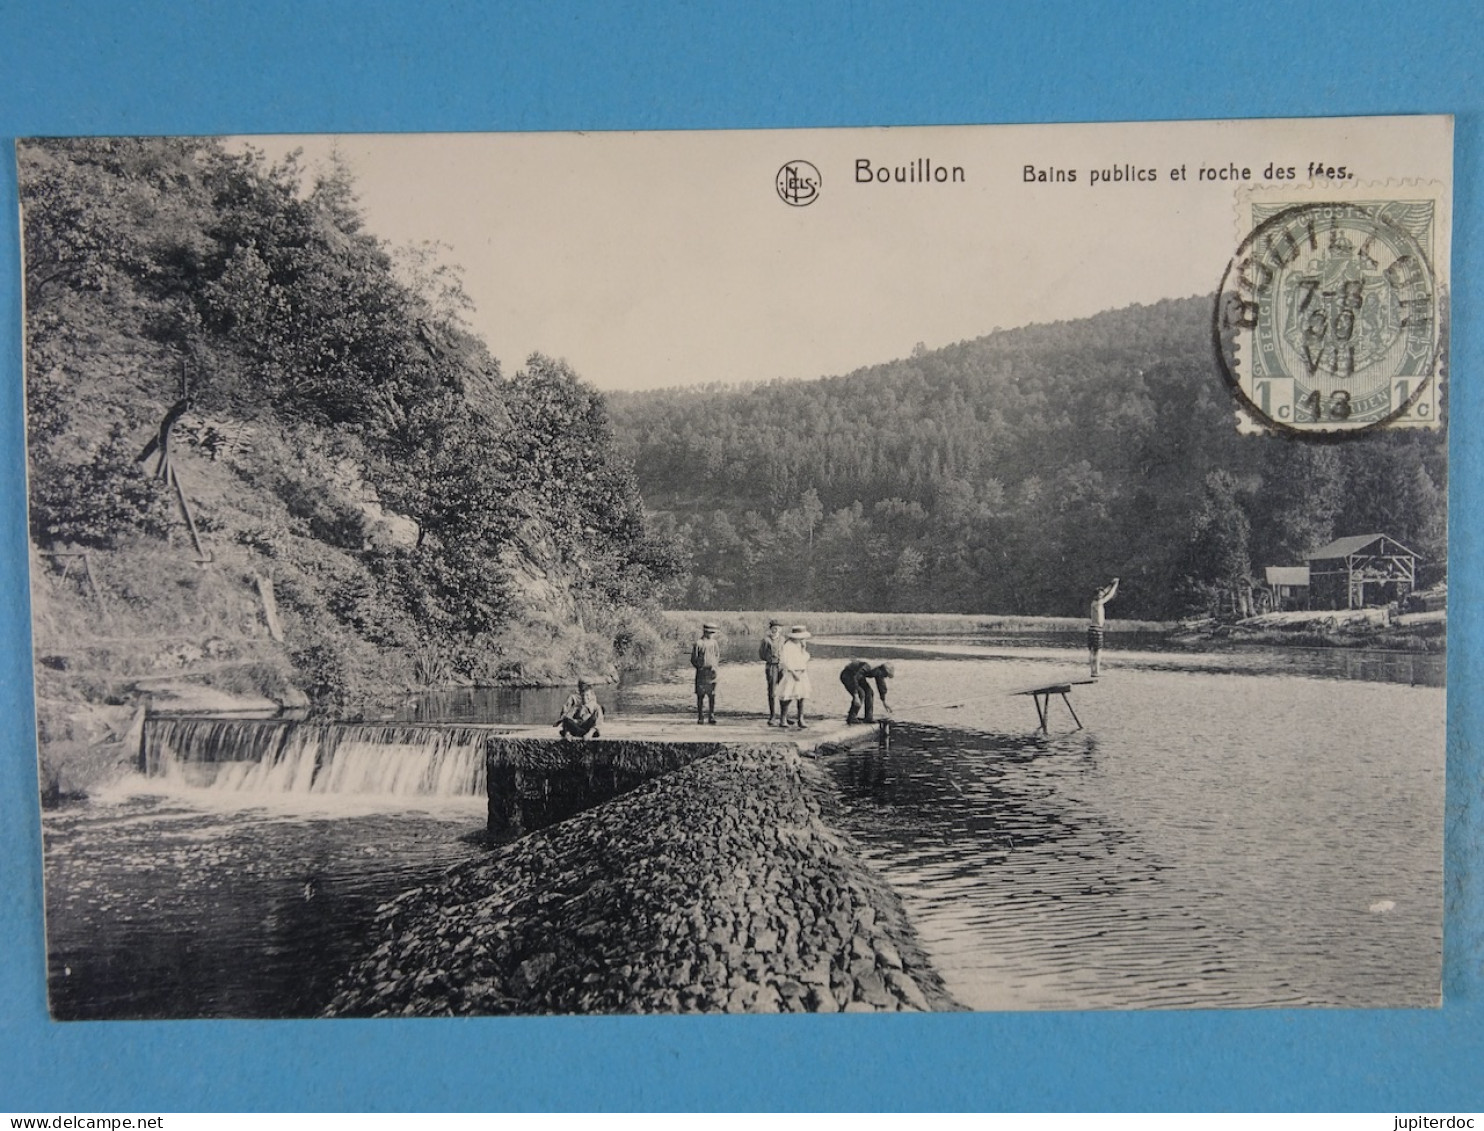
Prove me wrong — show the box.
[702,622,719,631]
[788,625,812,639]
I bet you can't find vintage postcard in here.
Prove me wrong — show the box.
[19,116,1450,1018]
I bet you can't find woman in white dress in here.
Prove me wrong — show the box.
[775,625,813,728]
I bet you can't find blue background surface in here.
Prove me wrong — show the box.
[0,0,1479,1112]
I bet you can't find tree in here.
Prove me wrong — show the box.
[771,488,826,600]
[29,424,174,549]
[1178,471,1253,617]
[1335,439,1447,567]
[19,137,687,701]
[496,354,680,611]
[1249,442,1343,567]
[608,295,1441,618]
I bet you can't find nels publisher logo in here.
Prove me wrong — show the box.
[776,160,821,206]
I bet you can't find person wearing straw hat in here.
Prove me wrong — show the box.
[758,618,787,725]
[776,625,813,728]
[840,660,894,724]
[690,621,721,724]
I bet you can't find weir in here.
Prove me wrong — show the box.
[141,713,885,834]
[141,717,500,796]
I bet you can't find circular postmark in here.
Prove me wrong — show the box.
[776,160,821,207]
[1213,200,1443,436]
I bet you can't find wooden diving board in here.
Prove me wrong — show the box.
[1010,678,1097,733]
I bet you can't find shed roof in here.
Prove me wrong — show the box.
[1265,566,1311,587]
[1305,533,1417,561]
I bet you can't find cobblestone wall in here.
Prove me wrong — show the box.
[326,744,958,1015]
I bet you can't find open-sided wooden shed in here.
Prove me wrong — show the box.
[1263,565,1311,610]
[1304,534,1418,610]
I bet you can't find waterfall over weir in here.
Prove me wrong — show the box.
[142,718,496,796]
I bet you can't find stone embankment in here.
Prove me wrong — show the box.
[1169,606,1447,652]
[325,744,959,1015]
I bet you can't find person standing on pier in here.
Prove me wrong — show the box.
[776,625,813,729]
[1088,577,1119,678]
[759,618,786,725]
[840,660,894,724]
[691,621,721,724]
[555,679,604,739]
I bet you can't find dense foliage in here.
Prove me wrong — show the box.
[609,299,1447,620]
[21,137,677,706]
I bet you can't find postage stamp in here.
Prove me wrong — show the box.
[1216,184,1450,436]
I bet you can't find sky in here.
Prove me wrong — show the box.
[240,117,1452,392]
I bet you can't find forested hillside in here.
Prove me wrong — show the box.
[21,137,677,769]
[609,299,1446,620]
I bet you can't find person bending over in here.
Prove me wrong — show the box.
[840,659,894,724]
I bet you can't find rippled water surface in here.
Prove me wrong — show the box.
[44,795,487,1019]
[42,637,1443,1016]
[817,648,1444,1009]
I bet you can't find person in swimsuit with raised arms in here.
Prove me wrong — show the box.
[1088,577,1118,678]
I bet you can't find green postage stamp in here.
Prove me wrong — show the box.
[1217,184,1450,436]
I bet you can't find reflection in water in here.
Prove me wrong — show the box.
[822,659,1444,1010]
[44,794,487,1019]
[399,684,571,724]
[808,638,1445,687]
[397,681,665,724]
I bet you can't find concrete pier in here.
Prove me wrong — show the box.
[485,713,884,836]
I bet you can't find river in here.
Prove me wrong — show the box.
[40,638,1443,1017]
[811,640,1443,1010]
